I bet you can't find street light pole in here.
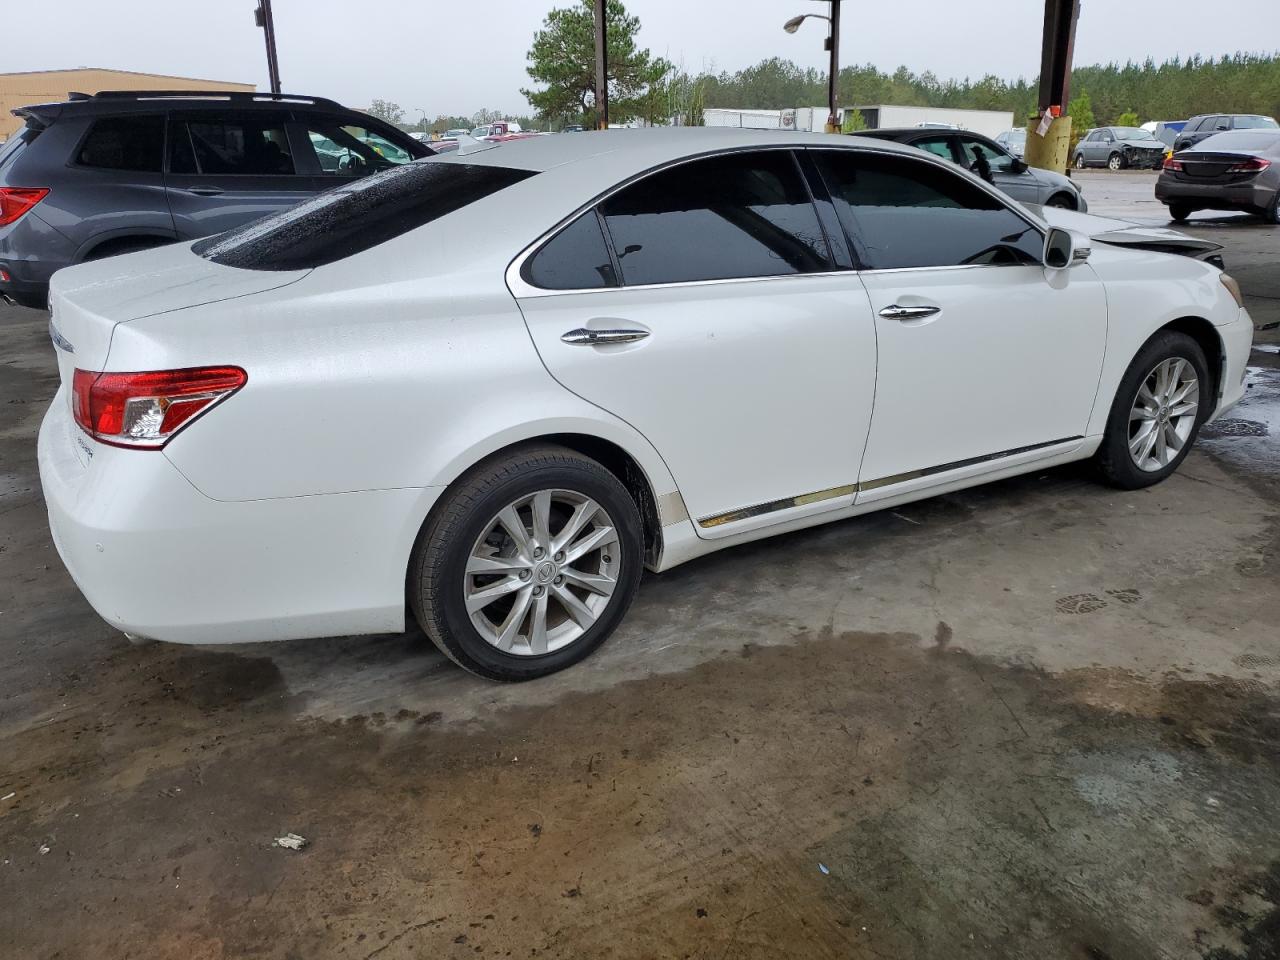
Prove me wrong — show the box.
[826,0,841,133]
[254,0,282,95]
[783,1,842,133]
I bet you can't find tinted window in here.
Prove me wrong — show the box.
[526,211,617,289]
[176,114,295,175]
[598,151,832,285]
[813,150,1043,270]
[76,115,164,172]
[1234,116,1279,130]
[195,161,535,271]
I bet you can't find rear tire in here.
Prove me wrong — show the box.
[1096,331,1210,490]
[1074,153,1086,170]
[1168,203,1193,222]
[409,444,644,681]
[83,237,170,262]
[1266,191,1280,225]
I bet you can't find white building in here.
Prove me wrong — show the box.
[703,105,1014,139]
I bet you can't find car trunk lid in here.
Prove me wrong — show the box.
[47,241,308,382]
[1175,152,1264,181]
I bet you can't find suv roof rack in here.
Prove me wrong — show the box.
[87,90,345,110]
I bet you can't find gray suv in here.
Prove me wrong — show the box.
[0,91,431,309]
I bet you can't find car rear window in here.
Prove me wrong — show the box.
[194,160,536,271]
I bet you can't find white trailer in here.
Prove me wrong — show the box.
[846,105,1015,139]
[702,108,790,130]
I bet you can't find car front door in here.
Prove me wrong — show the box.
[809,148,1107,503]
[513,149,879,536]
[164,111,316,239]
[957,135,1038,204]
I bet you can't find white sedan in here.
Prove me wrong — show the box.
[38,129,1254,680]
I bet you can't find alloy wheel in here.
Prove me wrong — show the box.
[464,489,620,656]
[1128,357,1199,472]
[1108,153,1123,171]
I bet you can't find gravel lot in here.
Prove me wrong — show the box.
[1,169,1278,960]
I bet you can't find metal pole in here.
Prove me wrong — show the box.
[256,0,282,95]
[593,0,609,130]
[826,0,840,132]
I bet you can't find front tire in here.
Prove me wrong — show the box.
[409,445,644,681]
[1107,152,1124,171]
[1096,331,1210,490]
[1046,192,1077,210]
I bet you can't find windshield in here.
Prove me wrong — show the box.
[194,161,535,271]
[1006,130,1026,143]
[1113,127,1156,141]
[1235,116,1279,130]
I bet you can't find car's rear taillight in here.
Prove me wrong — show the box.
[1226,157,1271,174]
[1163,157,1184,172]
[0,187,50,226]
[71,366,247,449]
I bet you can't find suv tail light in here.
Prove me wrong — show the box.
[1163,157,1184,172]
[0,187,50,226]
[1226,157,1271,174]
[71,366,247,449]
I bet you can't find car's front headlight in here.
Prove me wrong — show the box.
[1220,273,1245,307]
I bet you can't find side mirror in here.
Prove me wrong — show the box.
[1010,157,1028,174]
[1044,227,1090,269]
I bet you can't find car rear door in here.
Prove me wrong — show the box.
[809,148,1107,503]
[164,110,315,239]
[514,148,879,537]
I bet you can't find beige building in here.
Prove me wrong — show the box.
[0,68,255,141]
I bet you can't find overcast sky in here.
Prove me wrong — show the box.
[9,0,1278,117]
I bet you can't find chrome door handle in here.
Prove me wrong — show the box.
[560,328,650,345]
[879,304,941,322]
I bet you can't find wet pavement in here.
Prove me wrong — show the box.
[1,173,1278,959]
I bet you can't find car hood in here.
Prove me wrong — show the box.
[1029,205,1224,258]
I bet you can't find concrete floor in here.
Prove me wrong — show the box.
[1,170,1278,959]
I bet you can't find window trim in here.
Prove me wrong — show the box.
[506,143,1047,299]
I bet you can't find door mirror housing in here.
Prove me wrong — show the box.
[1009,157,1028,174]
[1044,227,1090,269]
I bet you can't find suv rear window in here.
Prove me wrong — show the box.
[76,115,164,172]
[194,160,535,271]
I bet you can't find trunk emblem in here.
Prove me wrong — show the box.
[48,319,74,354]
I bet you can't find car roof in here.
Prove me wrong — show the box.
[439,127,928,175]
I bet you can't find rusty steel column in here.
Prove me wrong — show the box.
[825,0,841,133]
[254,0,282,95]
[593,0,609,130]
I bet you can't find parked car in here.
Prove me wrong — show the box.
[1156,129,1280,223]
[995,128,1027,158]
[40,129,1253,680]
[858,127,1087,209]
[0,90,432,309]
[1173,114,1278,152]
[1073,127,1166,170]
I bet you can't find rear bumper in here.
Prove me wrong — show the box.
[38,392,437,644]
[0,213,74,309]
[1155,176,1275,212]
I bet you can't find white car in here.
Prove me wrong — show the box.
[38,129,1254,681]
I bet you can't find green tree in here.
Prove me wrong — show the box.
[1068,91,1096,132]
[522,0,670,126]
[367,99,405,125]
[841,108,868,133]
[1115,110,1141,127]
